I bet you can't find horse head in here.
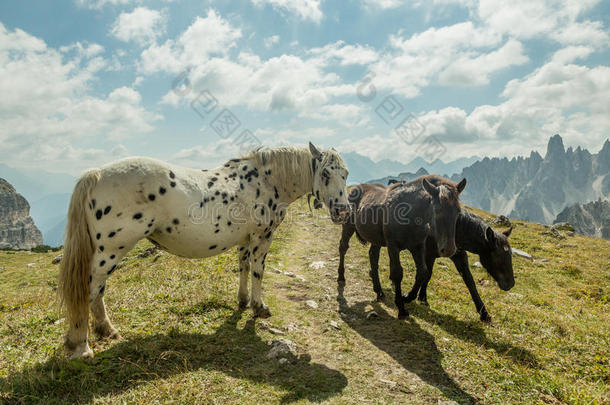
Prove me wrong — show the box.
[422,177,467,257]
[309,142,350,224]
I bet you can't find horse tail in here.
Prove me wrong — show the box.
[58,169,100,328]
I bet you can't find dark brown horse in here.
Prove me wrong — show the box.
[339,175,466,318]
[339,179,515,321]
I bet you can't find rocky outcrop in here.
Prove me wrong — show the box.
[0,178,43,249]
[554,199,610,240]
[451,135,610,224]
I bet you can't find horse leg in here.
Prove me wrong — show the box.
[451,250,491,322]
[403,245,428,304]
[64,304,92,359]
[338,224,355,283]
[237,244,250,309]
[87,235,137,344]
[249,236,273,318]
[368,245,384,301]
[388,246,408,319]
[417,255,436,306]
[91,293,120,340]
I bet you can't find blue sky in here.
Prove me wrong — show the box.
[1,0,609,175]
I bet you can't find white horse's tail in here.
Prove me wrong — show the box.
[58,169,100,328]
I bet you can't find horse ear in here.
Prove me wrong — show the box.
[422,178,440,199]
[503,227,513,238]
[485,226,496,245]
[309,142,323,161]
[457,178,467,194]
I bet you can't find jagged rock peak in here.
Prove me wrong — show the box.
[0,177,43,250]
[545,134,565,159]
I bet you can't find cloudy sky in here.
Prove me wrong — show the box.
[1,0,609,175]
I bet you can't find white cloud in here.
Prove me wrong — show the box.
[110,7,166,46]
[0,23,161,172]
[76,0,175,10]
[476,0,608,46]
[264,35,280,48]
[369,22,511,96]
[251,0,323,23]
[438,39,529,86]
[143,10,360,120]
[308,41,379,66]
[140,9,242,74]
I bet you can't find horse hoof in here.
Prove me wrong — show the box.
[480,313,492,323]
[67,343,94,360]
[397,311,409,320]
[95,324,120,340]
[253,305,272,318]
[238,299,249,309]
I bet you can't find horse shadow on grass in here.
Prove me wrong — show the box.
[337,284,478,404]
[1,308,347,404]
[371,285,538,369]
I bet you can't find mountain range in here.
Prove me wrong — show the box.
[342,152,480,184]
[450,135,609,225]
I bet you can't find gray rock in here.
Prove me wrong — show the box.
[473,261,482,268]
[266,338,297,361]
[0,178,43,250]
[52,254,63,264]
[492,215,512,227]
[305,300,318,309]
[512,248,533,261]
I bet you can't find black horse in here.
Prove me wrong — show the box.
[338,180,514,322]
[337,175,467,319]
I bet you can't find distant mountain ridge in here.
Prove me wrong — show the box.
[554,199,610,240]
[342,152,480,184]
[450,135,609,224]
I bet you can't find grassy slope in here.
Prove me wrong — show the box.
[0,199,608,404]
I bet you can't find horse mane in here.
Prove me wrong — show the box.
[457,209,490,251]
[240,146,345,191]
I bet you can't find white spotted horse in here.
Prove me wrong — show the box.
[59,143,350,359]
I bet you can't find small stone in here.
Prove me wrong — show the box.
[284,271,296,278]
[268,327,285,336]
[330,320,340,329]
[278,358,289,365]
[512,248,533,261]
[492,215,512,227]
[270,268,283,274]
[379,378,397,388]
[305,300,318,309]
[152,253,164,262]
[473,261,482,268]
[309,261,325,270]
[478,278,490,286]
[52,254,63,264]
[26,263,36,268]
[566,231,575,237]
[266,338,297,360]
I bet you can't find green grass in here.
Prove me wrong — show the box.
[0,200,608,404]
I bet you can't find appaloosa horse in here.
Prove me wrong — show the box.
[339,179,514,322]
[337,175,466,318]
[59,143,350,359]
